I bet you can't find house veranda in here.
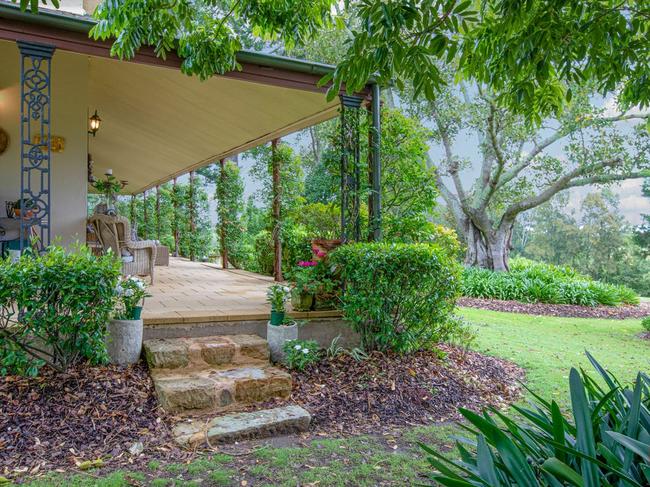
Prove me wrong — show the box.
[0,0,380,335]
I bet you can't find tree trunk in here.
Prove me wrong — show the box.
[463,220,512,271]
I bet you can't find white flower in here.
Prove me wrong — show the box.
[294,344,302,350]
[115,285,124,296]
[302,349,310,354]
[124,288,135,297]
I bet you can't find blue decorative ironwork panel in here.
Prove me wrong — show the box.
[18,41,56,253]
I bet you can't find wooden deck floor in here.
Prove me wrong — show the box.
[144,258,340,324]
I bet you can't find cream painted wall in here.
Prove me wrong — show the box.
[0,40,89,247]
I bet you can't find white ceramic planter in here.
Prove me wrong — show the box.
[267,321,298,363]
[105,318,144,365]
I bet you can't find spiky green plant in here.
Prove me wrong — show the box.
[421,352,650,486]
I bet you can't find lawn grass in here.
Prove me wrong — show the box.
[18,308,649,486]
[460,308,648,405]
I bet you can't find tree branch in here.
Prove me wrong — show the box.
[496,112,650,190]
[567,170,650,188]
[500,157,623,224]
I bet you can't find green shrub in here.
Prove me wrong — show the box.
[330,242,461,353]
[252,226,312,276]
[462,258,639,306]
[0,245,121,376]
[642,316,650,332]
[422,353,650,486]
[283,339,321,370]
[253,230,274,275]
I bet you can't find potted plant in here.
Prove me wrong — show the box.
[105,276,150,365]
[92,174,123,212]
[291,260,318,311]
[311,238,342,260]
[266,283,290,325]
[10,198,35,219]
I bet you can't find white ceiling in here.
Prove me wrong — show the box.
[88,55,339,193]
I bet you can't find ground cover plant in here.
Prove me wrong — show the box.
[422,353,650,486]
[462,258,639,307]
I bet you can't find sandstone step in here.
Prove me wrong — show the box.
[152,365,292,414]
[172,405,311,447]
[143,334,269,370]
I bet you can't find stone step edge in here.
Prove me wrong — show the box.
[172,405,311,447]
[143,335,269,370]
[151,365,293,415]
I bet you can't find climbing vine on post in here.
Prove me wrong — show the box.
[271,139,282,281]
[215,159,245,269]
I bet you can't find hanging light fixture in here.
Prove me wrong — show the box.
[88,110,102,137]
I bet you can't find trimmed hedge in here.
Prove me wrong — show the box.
[330,242,461,353]
[0,245,121,376]
[462,257,639,307]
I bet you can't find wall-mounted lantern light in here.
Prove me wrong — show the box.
[88,110,102,137]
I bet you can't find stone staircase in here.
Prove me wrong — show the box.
[143,335,311,447]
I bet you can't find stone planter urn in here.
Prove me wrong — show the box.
[291,291,314,312]
[105,318,144,365]
[267,321,298,363]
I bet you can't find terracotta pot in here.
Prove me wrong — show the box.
[311,238,342,259]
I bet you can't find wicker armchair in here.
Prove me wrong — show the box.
[88,214,158,284]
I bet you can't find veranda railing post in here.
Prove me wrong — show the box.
[18,41,56,253]
[142,190,148,240]
[219,159,228,269]
[271,138,283,282]
[172,177,179,257]
[189,170,196,261]
[130,195,135,228]
[339,94,364,243]
[370,83,382,241]
[156,185,161,241]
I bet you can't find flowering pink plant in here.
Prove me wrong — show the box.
[298,260,318,267]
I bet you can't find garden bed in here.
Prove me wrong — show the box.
[261,345,523,435]
[0,364,189,475]
[458,297,650,319]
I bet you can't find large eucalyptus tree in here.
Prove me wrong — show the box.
[407,83,650,270]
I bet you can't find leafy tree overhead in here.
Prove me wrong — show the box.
[330,1,650,121]
[406,75,650,271]
[16,1,649,120]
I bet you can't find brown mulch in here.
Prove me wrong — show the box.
[0,364,189,475]
[640,332,650,340]
[264,345,524,434]
[458,297,650,319]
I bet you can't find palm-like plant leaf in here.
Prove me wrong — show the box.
[421,353,649,486]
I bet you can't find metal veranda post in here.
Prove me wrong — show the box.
[18,41,56,253]
[371,83,382,241]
